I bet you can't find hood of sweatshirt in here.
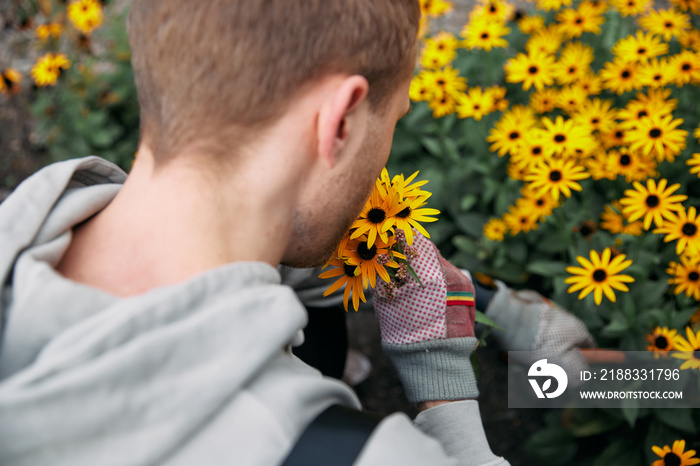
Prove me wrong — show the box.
[0,157,316,465]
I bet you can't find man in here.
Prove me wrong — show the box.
[0,1,509,464]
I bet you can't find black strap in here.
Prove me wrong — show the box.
[281,405,383,466]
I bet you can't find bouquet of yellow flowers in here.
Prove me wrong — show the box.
[319,168,440,311]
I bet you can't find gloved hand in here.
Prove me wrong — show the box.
[372,231,479,403]
[485,280,595,385]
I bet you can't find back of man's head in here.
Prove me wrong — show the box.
[127,0,420,163]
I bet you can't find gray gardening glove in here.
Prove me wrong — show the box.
[485,280,595,384]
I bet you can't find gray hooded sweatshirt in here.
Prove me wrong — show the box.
[0,157,508,466]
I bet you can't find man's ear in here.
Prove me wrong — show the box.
[317,75,369,168]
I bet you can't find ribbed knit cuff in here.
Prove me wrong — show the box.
[382,337,479,403]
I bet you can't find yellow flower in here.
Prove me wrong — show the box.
[526,26,564,55]
[503,204,540,235]
[529,88,558,114]
[456,86,494,120]
[620,178,687,230]
[350,181,398,248]
[651,439,700,466]
[612,31,669,63]
[667,256,700,300]
[420,0,454,18]
[611,0,652,16]
[646,326,678,357]
[672,328,700,371]
[0,68,22,96]
[638,57,673,87]
[462,16,511,51]
[505,51,556,91]
[35,22,63,40]
[555,7,604,38]
[571,98,618,134]
[385,195,440,245]
[565,248,634,305]
[669,50,700,86]
[626,114,688,163]
[30,52,71,87]
[687,153,700,176]
[537,115,597,157]
[524,158,590,202]
[319,258,367,312]
[639,8,691,42]
[600,201,644,235]
[518,14,546,34]
[536,0,573,12]
[599,58,642,95]
[487,108,536,157]
[654,206,700,256]
[67,0,104,35]
[428,90,457,118]
[345,235,402,288]
[484,218,508,241]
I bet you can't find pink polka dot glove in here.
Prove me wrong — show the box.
[372,232,479,403]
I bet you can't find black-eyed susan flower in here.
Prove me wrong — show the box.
[510,132,551,168]
[620,178,687,230]
[503,204,540,235]
[505,51,556,91]
[518,14,546,34]
[471,0,515,23]
[350,181,398,248]
[571,98,618,134]
[420,47,455,70]
[530,88,558,114]
[556,86,589,114]
[612,31,669,63]
[565,248,634,305]
[600,201,644,235]
[526,26,564,55]
[537,115,597,157]
[319,258,367,312]
[654,206,700,256]
[484,218,508,241]
[518,185,559,219]
[639,8,691,42]
[667,256,700,300]
[627,114,688,163]
[385,195,440,245]
[670,0,700,13]
[67,0,104,35]
[536,0,573,12]
[456,86,494,120]
[601,126,628,149]
[423,31,460,59]
[0,68,22,96]
[423,66,468,98]
[652,440,700,466]
[524,158,591,202]
[484,85,509,112]
[428,90,457,118]
[487,108,537,156]
[30,52,71,87]
[35,22,63,40]
[687,153,700,177]
[553,42,594,85]
[409,74,432,102]
[669,50,700,86]
[462,16,511,51]
[679,28,700,50]
[572,72,603,96]
[587,149,618,181]
[420,0,454,18]
[607,147,657,182]
[611,0,652,16]
[672,327,700,371]
[344,235,402,288]
[638,57,673,87]
[555,7,604,38]
[599,58,642,94]
[646,326,678,357]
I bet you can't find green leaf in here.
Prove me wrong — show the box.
[459,195,478,212]
[620,398,640,427]
[475,310,505,331]
[527,261,567,277]
[593,438,642,466]
[653,408,697,434]
[452,235,477,254]
[420,136,443,157]
[602,311,630,336]
[524,428,577,466]
[506,240,527,263]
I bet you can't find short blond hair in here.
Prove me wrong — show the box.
[127,0,420,162]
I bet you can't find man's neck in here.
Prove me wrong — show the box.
[56,147,300,297]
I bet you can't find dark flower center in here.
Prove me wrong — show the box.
[580,225,593,236]
[528,65,539,74]
[615,130,624,138]
[591,118,600,124]
[645,194,660,208]
[575,17,582,24]
[682,222,698,237]
[593,269,607,282]
[569,66,576,73]
[621,70,631,78]
[638,110,648,118]
[474,104,481,110]
[682,63,691,71]
[620,154,631,166]
[689,271,700,282]
[654,74,662,81]
[664,452,681,466]
[554,134,566,143]
[549,170,563,182]
[490,4,497,12]
[649,128,662,138]
[664,21,673,28]
[532,146,542,155]
[655,336,669,349]
[536,199,545,206]
[343,263,358,278]
[509,131,520,140]
[367,207,386,224]
[637,47,647,55]
[397,206,412,219]
[357,241,378,261]
[481,32,489,39]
